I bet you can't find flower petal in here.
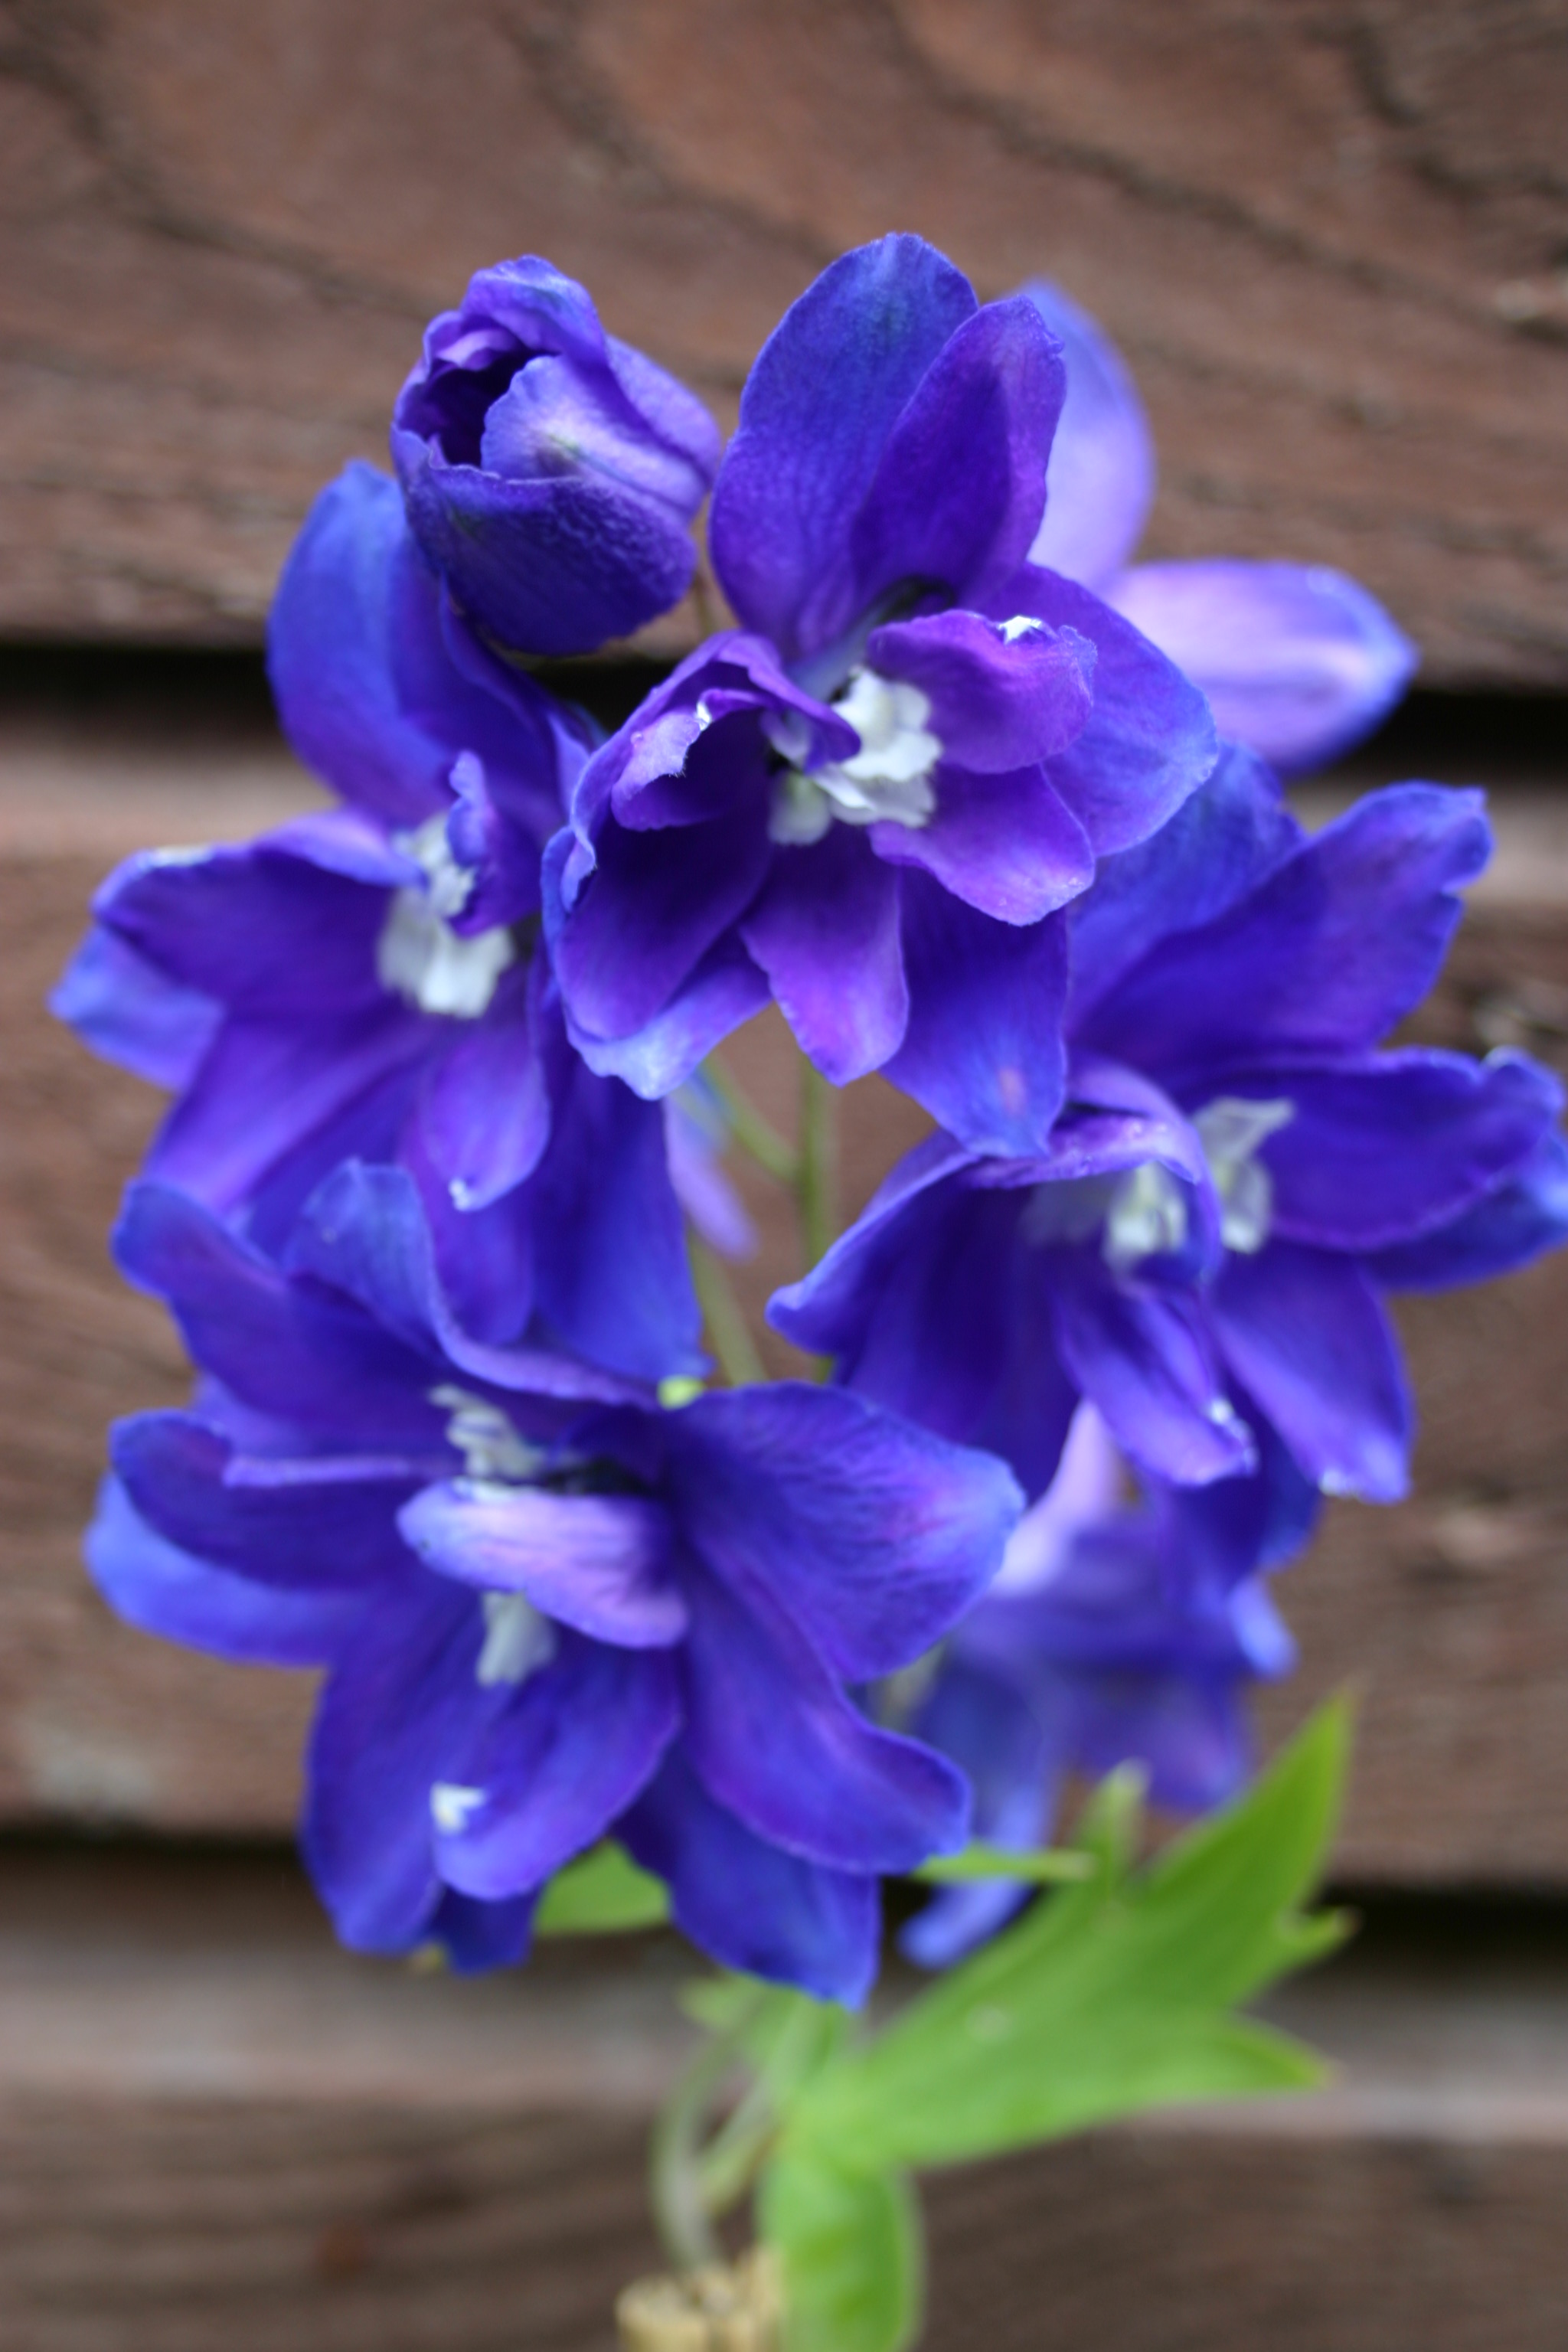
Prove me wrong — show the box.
[709,236,976,660]
[399,1482,686,1648]
[991,566,1218,854]
[1047,1253,1256,1484]
[1366,1131,1568,1291]
[883,874,1068,1155]
[680,1566,969,1874]
[622,1748,880,2006]
[740,831,908,1083]
[867,608,1095,774]
[670,1382,1021,1681]
[870,764,1094,926]
[1109,560,1417,776]
[112,1413,423,1589]
[1210,1241,1411,1502]
[1078,784,1491,1083]
[1019,278,1155,591]
[86,1475,360,1668]
[414,961,552,1213]
[433,1639,679,1899]
[51,923,222,1090]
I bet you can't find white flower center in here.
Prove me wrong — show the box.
[1026,1096,1295,1273]
[766,667,942,847]
[377,813,515,1018]
[427,1387,558,1693]
[430,1782,486,1833]
[432,1385,547,1482]
[476,1589,557,1687]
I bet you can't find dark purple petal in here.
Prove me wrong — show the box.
[899,1654,1050,1968]
[95,828,397,1014]
[681,1567,969,1873]
[51,923,223,1091]
[668,1382,1021,1681]
[870,764,1094,926]
[410,1134,536,1349]
[433,1640,679,1900]
[867,608,1095,773]
[87,1475,361,1668]
[145,1004,430,1214]
[1069,743,1302,1023]
[710,237,976,660]
[1079,784,1492,1083]
[1367,1131,1568,1291]
[883,874,1068,1154]
[522,1032,704,1381]
[1019,279,1155,592]
[302,1572,487,1954]
[399,1483,686,1648]
[413,961,552,1213]
[1244,1047,1563,1250]
[849,295,1066,617]
[430,1887,537,1974]
[740,832,908,1083]
[550,794,772,1043]
[444,752,544,933]
[114,1181,446,1446]
[990,566,1218,856]
[289,1160,646,1407]
[1110,560,1418,776]
[769,1132,978,1365]
[112,1413,424,1589]
[1047,1253,1256,1484]
[1210,1241,1411,1502]
[557,923,772,1102]
[622,1748,880,2005]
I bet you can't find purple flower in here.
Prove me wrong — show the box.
[900,1405,1301,1967]
[546,236,1218,1156]
[54,466,701,1383]
[391,257,721,656]
[94,1164,1022,2003]
[772,750,1568,1508]
[1021,280,1418,775]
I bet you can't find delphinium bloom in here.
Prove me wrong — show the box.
[772,746,1568,1513]
[93,1164,1021,2004]
[54,465,702,1381]
[547,234,1219,1156]
[392,256,721,656]
[1021,279,1418,775]
[898,1404,1305,1967]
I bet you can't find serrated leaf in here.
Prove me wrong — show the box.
[783,1700,1351,2173]
[760,2151,921,2352]
[533,1841,669,1936]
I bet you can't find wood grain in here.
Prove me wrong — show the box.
[0,3,1566,681]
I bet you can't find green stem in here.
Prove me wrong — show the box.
[690,1236,766,1387]
[796,1060,839,1273]
[703,1057,799,1186]
[648,1992,766,2274]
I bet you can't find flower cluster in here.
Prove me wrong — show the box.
[61,235,1568,2002]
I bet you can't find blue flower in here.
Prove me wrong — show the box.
[1020,280,1418,775]
[54,466,701,1383]
[546,235,1218,1156]
[95,1165,1022,2004]
[772,749,1568,1508]
[900,1406,1303,1966]
[392,256,721,656]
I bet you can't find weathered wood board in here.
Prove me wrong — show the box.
[1,2,1566,681]
[0,1847,1563,2350]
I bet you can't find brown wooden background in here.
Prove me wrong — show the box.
[2,7,1568,2344]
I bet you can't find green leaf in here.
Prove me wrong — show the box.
[783,1699,1352,2173]
[911,1841,1093,1885]
[760,2150,921,2352]
[533,1842,669,1936]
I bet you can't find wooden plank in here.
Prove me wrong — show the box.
[0,1848,1563,2349]
[1,3,1566,681]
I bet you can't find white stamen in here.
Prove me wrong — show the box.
[1194,1097,1295,1254]
[766,666,942,845]
[431,1386,547,1483]
[430,1782,486,1834]
[476,1591,557,1687]
[999,614,1046,644]
[377,812,514,1018]
[1103,1160,1190,1272]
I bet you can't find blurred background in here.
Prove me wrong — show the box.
[1,4,1566,2345]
